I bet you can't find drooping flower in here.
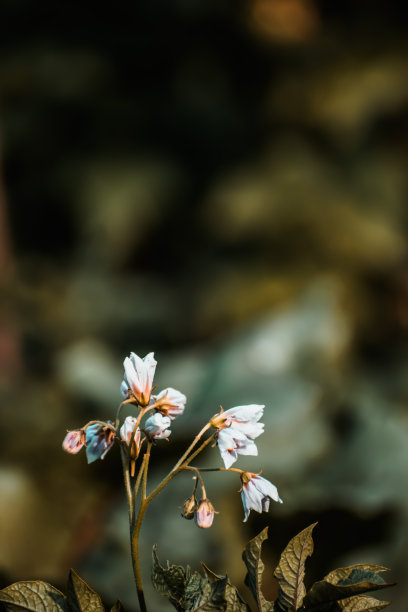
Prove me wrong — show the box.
[62,430,85,454]
[211,404,265,468]
[154,387,187,420]
[121,352,157,406]
[217,427,258,469]
[85,423,116,464]
[120,416,142,459]
[240,472,282,522]
[144,413,171,439]
[194,498,215,528]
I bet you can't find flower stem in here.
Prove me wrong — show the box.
[120,446,134,524]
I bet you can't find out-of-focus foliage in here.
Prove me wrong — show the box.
[1,0,408,610]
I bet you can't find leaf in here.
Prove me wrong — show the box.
[302,565,395,610]
[0,581,68,612]
[242,527,274,611]
[274,523,317,612]
[200,563,224,583]
[191,577,250,611]
[66,570,104,612]
[152,544,190,610]
[110,602,124,612]
[338,595,390,611]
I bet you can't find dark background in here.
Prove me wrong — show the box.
[1,1,408,610]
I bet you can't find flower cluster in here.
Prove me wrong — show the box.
[62,350,282,525]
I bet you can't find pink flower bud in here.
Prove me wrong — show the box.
[194,498,215,529]
[62,430,85,454]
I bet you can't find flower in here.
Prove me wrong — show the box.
[194,498,215,528]
[211,405,265,468]
[120,416,142,459]
[85,423,116,463]
[240,472,282,522]
[154,387,187,420]
[62,430,85,454]
[144,413,171,439]
[121,352,157,406]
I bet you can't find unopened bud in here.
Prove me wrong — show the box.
[62,430,85,454]
[181,494,197,520]
[194,498,215,529]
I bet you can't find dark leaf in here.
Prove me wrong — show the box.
[152,545,190,610]
[302,565,395,610]
[110,602,124,612]
[182,571,212,610]
[192,577,250,611]
[242,527,274,611]
[274,523,317,612]
[200,563,224,583]
[0,581,68,612]
[66,570,104,612]
[336,595,390,611]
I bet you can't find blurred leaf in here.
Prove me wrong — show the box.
[194,577,250,611]
[109,602,124,612]
[242,527,274,611]
[67,570,104,612]
[302,565,394,611]
[0,581,67,612]
[274,523,317,611]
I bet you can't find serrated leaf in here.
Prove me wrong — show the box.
[152,545,190,610]
[302,564,394,610]
[274,523,317,612]
[182,571,212,610]
[0,581,68,612]
[110,601,124,612]
[67,570,104,612]
[242,527,274,612]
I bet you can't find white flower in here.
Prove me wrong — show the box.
[144,413,171,439]
[121,352,157,406]
[154,387,187,420]
[120,416,142,458]
[240,472,282,522]
[211,404,265,468]
[217,427,258,468]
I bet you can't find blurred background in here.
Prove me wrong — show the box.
[1,0,408,609]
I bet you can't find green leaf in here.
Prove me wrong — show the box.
[302,565,394,610]
[274,523,317,612]
[109,601,124,612]
[242,527,274,611]
[66,570,104,612]
[0,581,68,612]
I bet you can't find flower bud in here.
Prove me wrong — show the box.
[85,423,116,463]
[154,388,187,420]
[144,413,171,439]
[181,494,197,520]
[62,430,85,454]
[120,416,142,460]
[194,498,215,529]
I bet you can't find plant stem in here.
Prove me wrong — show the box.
[182,465,207,497]
[120,446,134,524]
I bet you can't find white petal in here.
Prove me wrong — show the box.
[223,404,264,422]
[230,420,264,439]
[253,476,282,503]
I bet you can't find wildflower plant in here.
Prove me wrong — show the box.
[0,351,396,612]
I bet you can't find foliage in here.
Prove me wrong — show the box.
[151,523,395,612]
